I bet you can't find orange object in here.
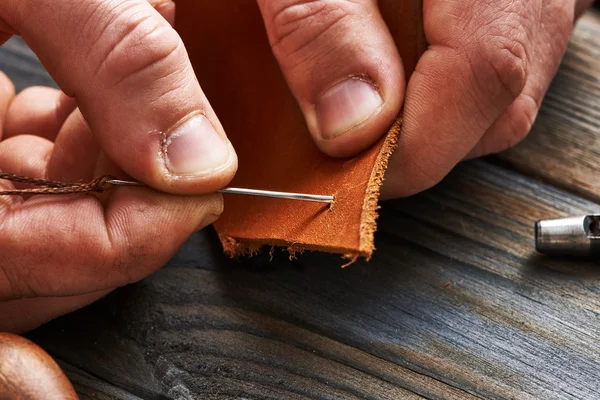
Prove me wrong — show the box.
[176,1,425,259]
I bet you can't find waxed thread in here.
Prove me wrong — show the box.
[0,173,115,195]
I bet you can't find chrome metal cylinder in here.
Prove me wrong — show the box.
[535,215,600,256]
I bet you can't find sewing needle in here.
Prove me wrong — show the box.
[106,179,335,204]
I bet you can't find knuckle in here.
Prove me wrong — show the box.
[473,32,529,102]
[95,7,184,87]
[263,0,358,59]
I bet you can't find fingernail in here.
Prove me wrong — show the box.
[315,78,383,140]
[164,115,231,176]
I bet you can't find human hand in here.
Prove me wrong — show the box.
[256,0,595,198]
[0,0,237,332]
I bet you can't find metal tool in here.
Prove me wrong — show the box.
[106,179,335,204]
[535,215,600,256]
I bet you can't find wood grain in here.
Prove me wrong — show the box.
[1,6,600,400]
[26,160,600,399]
[0,37,57,92]
[57,361,146,400]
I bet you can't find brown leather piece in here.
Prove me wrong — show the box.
[176,1,425,259]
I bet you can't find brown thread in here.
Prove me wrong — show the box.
[0,173,116,196]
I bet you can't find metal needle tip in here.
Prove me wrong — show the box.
[106,179,146,187]
[105,179,334,204]
[218,187,334,203]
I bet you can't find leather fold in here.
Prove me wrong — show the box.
[176,0,424,259]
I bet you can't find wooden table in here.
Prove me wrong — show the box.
[1,9,600,399]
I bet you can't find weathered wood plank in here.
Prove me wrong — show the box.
[2,7,600,400]
[0,36,57,92]
[57,361,146,400]
[27,159,600,400]
[499,9,600,203]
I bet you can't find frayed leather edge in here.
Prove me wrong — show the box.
[219,234,262,257]
[219,118,401,263]
[219,234,358,262]
[357,117,402,261]
[341,254,359,268]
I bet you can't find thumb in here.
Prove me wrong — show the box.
[0,0,237,194]
[257,0,405,157]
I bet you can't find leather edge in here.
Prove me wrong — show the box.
[219,118,402,261]
[219,234,364,259]
[357,117,402,260]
